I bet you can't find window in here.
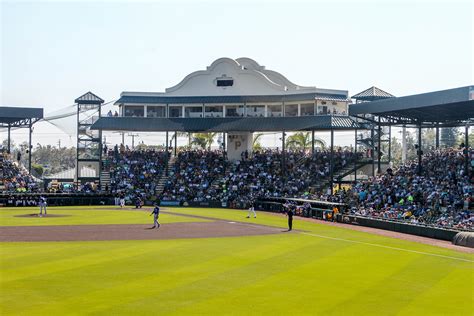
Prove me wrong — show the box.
[267,104,283,117]
[300,103,315,116]
[285,104,298,117]
[146,106,166,118]
[217,79,233,87]
[185,106,203,118]
[169,106,182,118]
[205,106,223,117]
[225,105,244,117]
[246,105,265,117]
[124,106,144,117]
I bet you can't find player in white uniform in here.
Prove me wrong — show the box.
[39,196,47,217]
[246,201,257,218]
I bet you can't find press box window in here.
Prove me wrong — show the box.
[217,79,233,87]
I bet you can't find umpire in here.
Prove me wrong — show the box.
[286,204,294,231]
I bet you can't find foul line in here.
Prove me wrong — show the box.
[301,232,474,263]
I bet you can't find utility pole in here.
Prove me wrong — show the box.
[128,133,139,149]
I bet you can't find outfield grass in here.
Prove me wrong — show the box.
[1,206,473,315]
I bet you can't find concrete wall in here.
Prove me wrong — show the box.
[227,132,252,160]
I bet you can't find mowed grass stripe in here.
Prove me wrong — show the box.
[90,235,353,315]
[2,234,321,315]
[165,240,423,315]
[396,268,473,316]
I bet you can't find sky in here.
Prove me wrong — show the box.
[1,0,473,148]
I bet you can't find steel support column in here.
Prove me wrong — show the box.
[28,119,32,174]
[371,126,375,176]
[7,124,11,154]
[388,125,392,163]
[281,131,286,178]
[417,125,422,176]
[174,131,177,156]
[222,132,226,152]
[435,124,440,149]
[311,130,315,154]
[354,128,357,182]
[465,124,469,175]
[377,117,381,174]
[330,129,334,195]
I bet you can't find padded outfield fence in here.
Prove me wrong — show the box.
[0,193,114,206]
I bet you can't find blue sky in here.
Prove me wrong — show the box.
[1,0,472,146]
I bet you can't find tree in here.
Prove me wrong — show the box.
[253,133,265,151]
[285,132,325,150]
[440,127,458,148]
[191,133,217,150]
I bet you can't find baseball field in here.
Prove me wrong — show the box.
[0,206,472,315]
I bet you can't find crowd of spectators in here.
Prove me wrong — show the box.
[107,148,168,200]
[1,155,39,192]
[161,150,226,202]
[160,149,360,207]
[322,148,473,231]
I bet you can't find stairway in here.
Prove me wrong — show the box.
[100,156,111,191]
[155,155,177,195]
[100,170,111,191]
[333,158,373,181]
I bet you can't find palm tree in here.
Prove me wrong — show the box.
[285,132,326,150]
[191,133,218,150]
[253,133,265,151]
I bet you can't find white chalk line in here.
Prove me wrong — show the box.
[300,232,474,263]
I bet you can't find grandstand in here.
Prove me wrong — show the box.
[1,59,473,237]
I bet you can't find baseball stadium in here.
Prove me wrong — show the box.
[1,55,473,315]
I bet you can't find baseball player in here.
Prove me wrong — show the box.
[119,192,125,208]
[246,201,257,218]
[150,203,160,229]
[38,195,47,217]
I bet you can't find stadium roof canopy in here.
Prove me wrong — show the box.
[91,115,362,132]
[349,86,474,127]
[0,106,44,127]
[114,92,349,105]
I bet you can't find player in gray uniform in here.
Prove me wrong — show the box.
[150,203,160,229]
[39,196,47,217]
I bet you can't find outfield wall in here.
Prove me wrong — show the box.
[335,214,459,241]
